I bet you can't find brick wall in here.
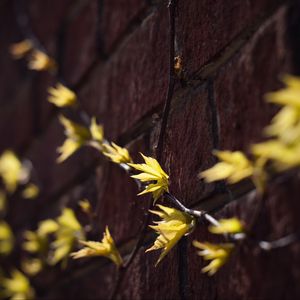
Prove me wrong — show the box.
[1,0,300,299]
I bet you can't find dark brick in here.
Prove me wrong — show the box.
[161,85,216,207]
[62,0,98,85]
[30,73,57,134]
[116,245,180,300]
[22,126,152,245]
[42,245,180,300]
[78,5,169,140]
[0,79,34,151]
[41,262,115,300]
[94,134,151,244]
[0,1,27,109]
[41,132,153,244]
[99,0,147,54]
[214,7,292,151]
[176,0,282,77]
[0,2,58,140]
[28,0,73,54]
[25,117,100,201]
[188,174,300,299]
[2,0,300,299]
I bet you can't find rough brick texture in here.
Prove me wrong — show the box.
[1,0,300,299]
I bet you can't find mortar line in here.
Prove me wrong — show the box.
[108,1,177,298]
[12,0,286,156]
[193,1,288,81]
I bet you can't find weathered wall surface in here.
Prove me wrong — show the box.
[1,0,300,299]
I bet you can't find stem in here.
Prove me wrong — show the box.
[119,163,131,173]
[203,213,220,227]
[258,233,298,251]
[164,192,204,218]
[231,233,246,241]
[155,0,176,161]
[87,140,103,152]
[109,1,177,297]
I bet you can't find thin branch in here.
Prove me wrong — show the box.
[155,0,176,161]
[164,192,204,218]
[109,1,177,298]
[203,213,220,227]
[258,233,299,251]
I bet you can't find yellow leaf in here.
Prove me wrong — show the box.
[128,153,169,201]
[57,208,81,231]
[48,208,84,266]
[282,74,300,89]
[23,231,43,254]
[102,142,132,164]
[146,205,195,265]
[37,219,59,236]
[90,117,104,143]
[57,139,82,163]
[0,150,23,193]
[48,83,77,107]
[57,115,91,163]
[1,269,35,300]
[59,115,90,140]
[10,39,33,59]
[264,106,300,142]
[0,221,14,255]
[22,184,39,199]
[22,258,43,276]
[199,150,253,184]
[78,199,92,215]
[208,218,244,235]
[28,49,56,72]
[71,226,123,267]
[193,241,234,276]
[265,74,300,108]
[251,139,300,171]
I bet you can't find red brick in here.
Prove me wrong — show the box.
[21,126,153,246]
[160,86,216,207]
[187,174,300,299]
[0,1,59,138]
[2,0,300,299]
[176,0,282,77]
[62,0,98,85]
[78,5,169,140]
[214,7,293,151]
[2,120,101,233]
[28,0,73,54]
[94,134,151,244]
[0,1,28,111]
[116,245,180,300]
[99,0,147,53]
[25,116,100,201]
[41,243,180,300]
[39,133,153,243]
[42,245,180,300]
[0,79,34,150]
[30,73,57,133]
[39,262,115,299]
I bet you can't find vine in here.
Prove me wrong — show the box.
[0,1,299,299]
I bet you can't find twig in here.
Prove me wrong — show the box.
[109,1,177,298]
[258,233,299,251]
[164,192,205,218]
[155,0,176,161]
